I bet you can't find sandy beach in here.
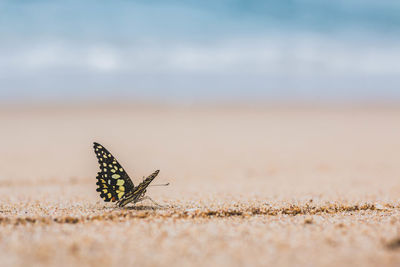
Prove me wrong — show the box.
[0,104,400,266]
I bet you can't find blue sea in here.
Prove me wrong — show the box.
[1,0,399,103]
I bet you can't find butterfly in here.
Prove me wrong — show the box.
[93,142,167,207]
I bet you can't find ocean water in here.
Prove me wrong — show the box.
[1,0,399,102]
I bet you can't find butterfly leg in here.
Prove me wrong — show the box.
[136,196,162,208]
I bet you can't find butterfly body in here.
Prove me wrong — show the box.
[117,170,159,207]
[93,142,160,207]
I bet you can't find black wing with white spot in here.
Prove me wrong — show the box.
[93,142,134,202]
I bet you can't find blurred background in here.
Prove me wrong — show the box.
[1,0,400,104]
[1,0,400,195]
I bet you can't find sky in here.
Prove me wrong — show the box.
[1,0,400,103]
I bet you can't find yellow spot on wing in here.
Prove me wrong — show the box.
[107,193,112,198]
[114,166,118,170]
[97,145,103,148]
[116,179,125,185]
[119,186,125,191]
[118,192,124,198]
[103,155,107,158]
[103,163,107,167]
[103,168,107,172]
[112,174,121,179]
[102,189,107,193]
[111,169,116,173]
[119,168,124,172]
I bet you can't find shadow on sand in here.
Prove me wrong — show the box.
[122,204,172,210]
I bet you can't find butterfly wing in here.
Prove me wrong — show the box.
[118,170,160,207]
[134,170,160,195]
[93,142,134,202]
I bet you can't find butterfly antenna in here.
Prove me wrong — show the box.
[149,183,170,187]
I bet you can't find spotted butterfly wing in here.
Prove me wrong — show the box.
[93,142,134,202]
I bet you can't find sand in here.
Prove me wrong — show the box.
[0,104,400,266]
